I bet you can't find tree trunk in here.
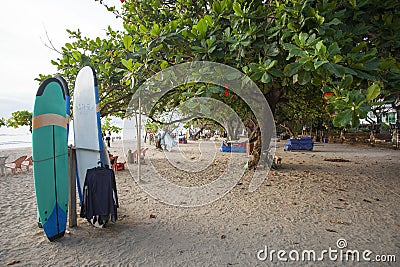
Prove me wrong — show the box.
[243,85,283,169]
[265,84,284,115]
[369,127,375,144]
[393,109,400,149]
[340,130,346,143]
[193,126,205,140]
[247,125,261,169]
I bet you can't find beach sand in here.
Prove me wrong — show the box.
[0,140,399,266]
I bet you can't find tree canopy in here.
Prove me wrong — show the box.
[39,0,399,133]
[5,110,33,132]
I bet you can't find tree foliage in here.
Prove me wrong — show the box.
[101,117,122,134]
[33,0,400,163]
[6,110,33,132]
[0,117,6,128]
[39,0,399,126]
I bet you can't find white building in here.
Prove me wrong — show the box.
[360,104,398,126]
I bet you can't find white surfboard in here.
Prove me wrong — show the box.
[73,66,105,203]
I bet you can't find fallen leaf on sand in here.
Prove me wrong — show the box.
[220,234,226,239]
[149,214,156,219]
[334,206,344,209]
[363,199,372,203]
[337,188,347,192]
[7,260,20,265]
[326,229,337,233]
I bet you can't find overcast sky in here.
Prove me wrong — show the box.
[0,0,123,118]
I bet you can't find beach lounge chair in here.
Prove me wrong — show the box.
[5,155,27,174]
[111,155,118,172]
[21,156,33,171]
[0,156,8,176]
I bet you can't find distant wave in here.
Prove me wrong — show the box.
[0,127,74,150]
[0,127,32,149]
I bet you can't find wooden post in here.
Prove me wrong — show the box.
[137,89,142,181]
[68,146,77,227]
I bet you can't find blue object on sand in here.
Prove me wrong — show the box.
[220,141,247,153]
[284,137,314,151]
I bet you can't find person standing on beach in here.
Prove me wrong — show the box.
[106,131,111,147]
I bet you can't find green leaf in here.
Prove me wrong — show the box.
[233,2,244,17]
[249,63,262,72]
[71,51,81,61]
[314,60,329,69]
[139,24,148,33]
[212,1,222,14]
[366,83,380,101]
[196,19,208,39]
[267,60,277,70]
[326,18,341,26]
[268,68,283,78]
[284,62,302,76]
[315,13,325,25]
[341,75,353,89]
[123,35,133,50]
[333,109,352,127]
[299,32,308,46]
[326,63,345,78]
[204,15,213,26]
[150,23,161,36]
[298,71,311,85]
[261,72,271,83]
[315,41,326,57]
[305,33,316,46]
[351,42,367,53]
[250,71,263,81]
[283,43,307,59]
[151,44,163,53]
[351,111,360,128]
[327,42,340,56]
[160,60,168,70]
[65,43,73,50]
[348,0,357,8]
[333,55,343,63]
[121,58,133,70]
[350,90,366,108]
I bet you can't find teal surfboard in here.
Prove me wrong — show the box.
[32,78,69,241]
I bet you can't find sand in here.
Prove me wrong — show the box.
[0,140,399,266]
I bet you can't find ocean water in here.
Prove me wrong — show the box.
[0,126,32,149]
[0,126,75,150]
